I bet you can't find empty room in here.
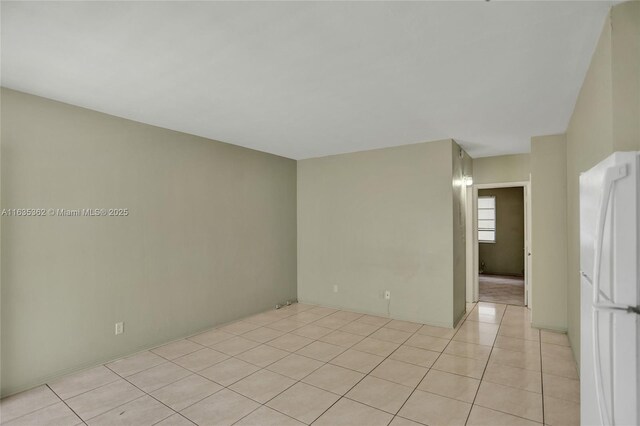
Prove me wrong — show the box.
[1,1,639,426]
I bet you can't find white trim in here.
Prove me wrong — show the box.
[469,181,531,307]
[465,185,474,305]
[474,181,530,189]
[477,195,496,243]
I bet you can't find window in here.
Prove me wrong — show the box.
[478,196,496,243]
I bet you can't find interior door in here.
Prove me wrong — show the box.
[524,182,531,307]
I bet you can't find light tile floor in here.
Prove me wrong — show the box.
[478,275,525,306]
[0,302,580,426]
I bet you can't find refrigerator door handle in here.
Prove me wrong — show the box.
[592,163,628,307]
[591,163,628,426]
[582,271,632,305]
[592,309,613,426]
[593,303,640,315]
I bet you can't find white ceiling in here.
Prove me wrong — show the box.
[1,1,612,159]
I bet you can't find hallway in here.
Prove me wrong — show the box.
[479,275,524,306]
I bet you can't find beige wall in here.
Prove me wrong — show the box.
[472,154,530,185]
[0,89,298,397]
[478,187,524,276]
[566,1,640,363]
[530,135,568,331]
[298,140,462,328]
[567,14,614,365]
[452,142,472,326]
[611,2,640,152]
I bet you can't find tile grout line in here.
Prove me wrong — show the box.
[317,305,500,424]
[306,319,428,426]
[388,303,482,426]
[7,303,569,426]
[8,368,142,421]
[100,364,182,425]
[115,306,349,414]
[464,305,552,425]
[161,337,329,421]
[3,324,389,426]
[267,317,399,424]
[334,330,438,424]
[165,307,552,423]
[395,304,478,425]
[389,312,479,425]
[162,322,366,403]
[100,340,279,425]
[174,310,377,425]
[462,303,507,425]
[44,384,88,426]
[0,305,341,426]
[0,394,61,425]
[230,312,392,425]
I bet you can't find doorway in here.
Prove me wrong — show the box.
[466,181,531,307]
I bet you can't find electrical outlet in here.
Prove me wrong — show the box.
[333,285,338,293]
[384,290,391,300]
[115,322,124,335]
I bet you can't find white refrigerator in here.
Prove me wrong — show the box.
[580,151,640,426]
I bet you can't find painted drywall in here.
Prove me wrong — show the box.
[566,13,613,366]
[0,89,297,397]
[297,140,461,328]
[530,135,568,331]
[452,143,472,326]
[472,154,530,185]
[566,1,640,364]
[478,187,524,276]
[611,2,640,152]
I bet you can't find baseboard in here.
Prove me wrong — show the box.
[297,298,455,329]
[530,322,568,333]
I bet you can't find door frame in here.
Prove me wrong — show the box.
[466,180,532,307]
